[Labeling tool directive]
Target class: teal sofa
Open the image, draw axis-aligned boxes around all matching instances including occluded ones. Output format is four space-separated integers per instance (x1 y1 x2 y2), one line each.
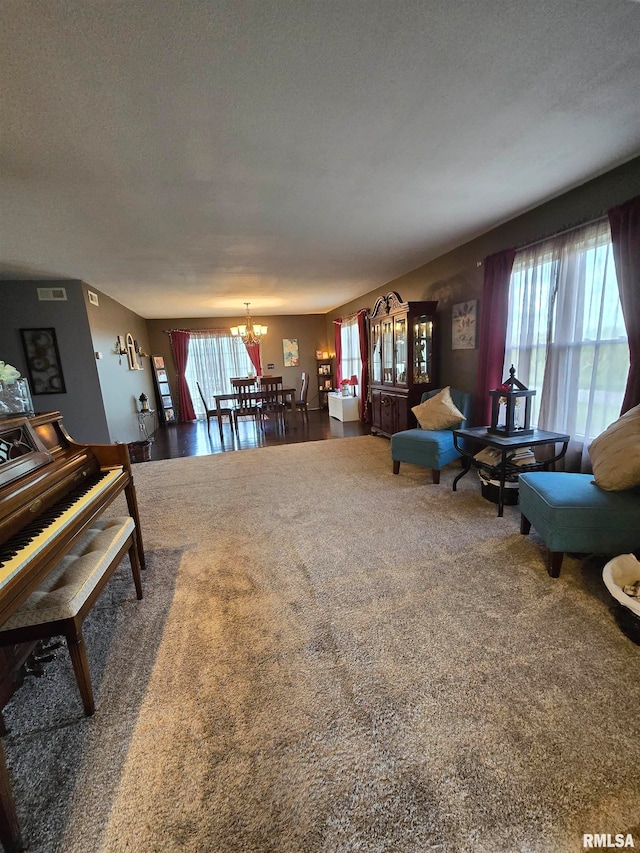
391 388 472 484
519 471 640 577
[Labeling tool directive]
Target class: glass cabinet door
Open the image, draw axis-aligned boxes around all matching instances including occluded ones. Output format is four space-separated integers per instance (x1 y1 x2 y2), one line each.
413 315 433 383
371 321 382 384
394 316 407 385
382 318 394 384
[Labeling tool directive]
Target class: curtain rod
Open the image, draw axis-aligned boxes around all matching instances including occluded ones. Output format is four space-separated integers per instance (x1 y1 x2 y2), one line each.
334 307 368 322
478 210 609 266
515 211 608 253
163 327 230 333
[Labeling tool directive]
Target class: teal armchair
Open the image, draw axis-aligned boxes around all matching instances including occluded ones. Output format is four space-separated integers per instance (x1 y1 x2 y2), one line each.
391 388 472 484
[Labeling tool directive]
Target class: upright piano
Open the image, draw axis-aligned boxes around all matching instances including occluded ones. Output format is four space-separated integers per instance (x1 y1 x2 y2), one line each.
0 411 145 852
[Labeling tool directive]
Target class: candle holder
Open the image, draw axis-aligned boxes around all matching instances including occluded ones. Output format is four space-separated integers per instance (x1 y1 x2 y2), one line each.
488 366 535 437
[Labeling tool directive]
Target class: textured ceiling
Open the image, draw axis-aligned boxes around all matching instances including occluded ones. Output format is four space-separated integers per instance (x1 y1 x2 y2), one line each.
1 0 640 319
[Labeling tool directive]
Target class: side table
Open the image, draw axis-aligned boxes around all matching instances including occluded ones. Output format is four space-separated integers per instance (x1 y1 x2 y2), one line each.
452 427 570 517
137 409 156 443
327 392 360 423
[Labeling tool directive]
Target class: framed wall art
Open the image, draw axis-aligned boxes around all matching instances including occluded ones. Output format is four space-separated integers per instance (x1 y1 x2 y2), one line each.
282 338 300 367
451 301 477 350
19 327 66 394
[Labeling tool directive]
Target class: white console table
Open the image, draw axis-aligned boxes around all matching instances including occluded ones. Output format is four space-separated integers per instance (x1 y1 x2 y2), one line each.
328 392 360 422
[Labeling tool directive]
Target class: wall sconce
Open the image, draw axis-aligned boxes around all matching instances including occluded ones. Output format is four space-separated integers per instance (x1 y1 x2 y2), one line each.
115 335 127 365
134 339 149 358
115 334 147 369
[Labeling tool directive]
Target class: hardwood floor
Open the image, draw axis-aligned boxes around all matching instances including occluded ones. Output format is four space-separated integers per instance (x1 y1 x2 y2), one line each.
146 407 371 461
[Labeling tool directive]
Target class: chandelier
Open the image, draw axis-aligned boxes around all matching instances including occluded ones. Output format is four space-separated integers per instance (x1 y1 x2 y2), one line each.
230 302 268 345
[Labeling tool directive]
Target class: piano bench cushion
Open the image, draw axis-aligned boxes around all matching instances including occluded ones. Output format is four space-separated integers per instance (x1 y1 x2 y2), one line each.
0 517 136 630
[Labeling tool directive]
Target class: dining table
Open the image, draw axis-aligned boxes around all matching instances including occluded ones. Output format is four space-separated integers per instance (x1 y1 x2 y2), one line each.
212 387 299 439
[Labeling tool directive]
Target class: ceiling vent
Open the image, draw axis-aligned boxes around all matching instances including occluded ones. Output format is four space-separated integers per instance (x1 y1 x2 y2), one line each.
37 286 67 301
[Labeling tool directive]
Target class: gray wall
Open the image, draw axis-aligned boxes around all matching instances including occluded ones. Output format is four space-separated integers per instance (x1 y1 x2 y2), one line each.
82 284 155 443
325 156 640 400
1 280 155 443
1 279 109 442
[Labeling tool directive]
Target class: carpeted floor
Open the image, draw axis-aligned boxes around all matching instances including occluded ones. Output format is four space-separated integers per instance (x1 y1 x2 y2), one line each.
3 436 639 853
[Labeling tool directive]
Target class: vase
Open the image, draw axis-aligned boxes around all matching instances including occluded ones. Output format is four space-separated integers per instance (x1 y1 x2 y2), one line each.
0 378 35 417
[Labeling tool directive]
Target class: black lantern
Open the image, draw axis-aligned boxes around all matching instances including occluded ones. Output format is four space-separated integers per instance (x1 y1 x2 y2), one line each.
138 392 150 412
488 366 536 437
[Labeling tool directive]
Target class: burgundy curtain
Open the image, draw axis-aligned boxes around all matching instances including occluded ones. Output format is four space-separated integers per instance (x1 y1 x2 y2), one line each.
608 195 640 414
333 319 342 387
357 309 369 421
244 341 263 377
168 330 196 422
474 248 516 425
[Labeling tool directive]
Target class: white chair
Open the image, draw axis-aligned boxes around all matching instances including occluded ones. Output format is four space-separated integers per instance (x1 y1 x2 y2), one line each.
296 372 310 421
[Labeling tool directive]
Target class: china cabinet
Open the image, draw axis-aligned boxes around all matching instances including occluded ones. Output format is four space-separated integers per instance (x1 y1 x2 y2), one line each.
369 292 437 437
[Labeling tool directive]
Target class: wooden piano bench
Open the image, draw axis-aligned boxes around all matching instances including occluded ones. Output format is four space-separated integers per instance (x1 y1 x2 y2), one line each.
0 516 142 717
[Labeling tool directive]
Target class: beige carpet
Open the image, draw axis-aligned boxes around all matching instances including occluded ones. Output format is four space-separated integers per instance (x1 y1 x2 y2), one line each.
4 436 640 853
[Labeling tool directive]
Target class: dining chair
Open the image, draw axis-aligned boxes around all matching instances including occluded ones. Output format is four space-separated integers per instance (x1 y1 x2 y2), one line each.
230 377 261 432
258 377 286 431
196 381 233 439
295 372 310 421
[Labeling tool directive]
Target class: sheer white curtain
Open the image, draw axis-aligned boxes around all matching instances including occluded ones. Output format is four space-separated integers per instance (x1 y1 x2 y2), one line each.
185 331 253 418
340 317 362 391
504 219 629 469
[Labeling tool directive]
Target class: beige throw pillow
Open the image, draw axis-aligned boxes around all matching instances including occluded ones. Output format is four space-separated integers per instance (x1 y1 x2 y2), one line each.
589 403 640 491
412 387 465 430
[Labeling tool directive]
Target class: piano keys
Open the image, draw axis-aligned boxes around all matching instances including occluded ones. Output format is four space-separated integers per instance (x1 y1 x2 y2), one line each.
0 468 122 588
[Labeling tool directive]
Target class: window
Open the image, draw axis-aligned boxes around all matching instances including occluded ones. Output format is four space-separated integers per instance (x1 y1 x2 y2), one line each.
185 331 253 418
503 219 629 451
340 316 362 389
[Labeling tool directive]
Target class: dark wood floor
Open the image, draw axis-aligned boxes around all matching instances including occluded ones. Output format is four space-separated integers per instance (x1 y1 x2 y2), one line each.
146 407 371 461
